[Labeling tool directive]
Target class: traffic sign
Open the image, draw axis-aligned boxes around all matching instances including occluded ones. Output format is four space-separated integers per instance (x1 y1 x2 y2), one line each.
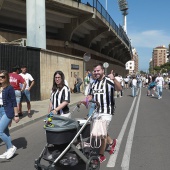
103 62 109 68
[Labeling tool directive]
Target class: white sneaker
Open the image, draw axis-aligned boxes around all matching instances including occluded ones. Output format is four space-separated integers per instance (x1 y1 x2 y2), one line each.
6 145 17 159
0 151 8 159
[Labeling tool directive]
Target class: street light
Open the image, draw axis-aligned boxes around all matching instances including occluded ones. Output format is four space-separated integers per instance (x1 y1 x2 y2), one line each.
83 52 91 78
106 0 107 11
118 0 128 33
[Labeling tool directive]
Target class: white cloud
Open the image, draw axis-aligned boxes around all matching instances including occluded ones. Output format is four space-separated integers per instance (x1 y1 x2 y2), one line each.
128 30 170 48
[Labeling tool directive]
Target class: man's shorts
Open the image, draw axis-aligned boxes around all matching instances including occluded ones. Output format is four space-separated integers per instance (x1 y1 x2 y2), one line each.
15 90 21 104
92 113 112 130
21 90 30 102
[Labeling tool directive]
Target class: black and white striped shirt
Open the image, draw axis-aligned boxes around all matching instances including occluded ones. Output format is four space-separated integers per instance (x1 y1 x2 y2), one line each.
50 85 70 115
89 76 115 115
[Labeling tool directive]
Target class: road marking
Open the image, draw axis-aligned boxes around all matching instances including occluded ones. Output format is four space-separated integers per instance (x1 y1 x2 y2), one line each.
107 93 137 167
121 88 141 170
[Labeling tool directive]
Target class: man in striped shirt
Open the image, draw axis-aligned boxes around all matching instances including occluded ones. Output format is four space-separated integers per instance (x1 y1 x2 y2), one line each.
88 63 122 163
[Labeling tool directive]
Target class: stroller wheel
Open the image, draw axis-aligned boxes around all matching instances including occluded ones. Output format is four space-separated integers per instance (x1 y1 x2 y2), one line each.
48 164 56 170
34 159 42 170
86 156 100 170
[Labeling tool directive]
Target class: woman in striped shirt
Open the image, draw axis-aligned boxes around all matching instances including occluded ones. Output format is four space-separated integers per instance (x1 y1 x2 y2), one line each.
48 71 71 118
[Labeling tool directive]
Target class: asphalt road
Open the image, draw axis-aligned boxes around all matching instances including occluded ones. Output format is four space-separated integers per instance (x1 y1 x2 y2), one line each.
0 88 170 170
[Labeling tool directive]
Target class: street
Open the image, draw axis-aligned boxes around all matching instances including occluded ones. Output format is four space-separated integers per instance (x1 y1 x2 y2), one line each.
0 88 170 170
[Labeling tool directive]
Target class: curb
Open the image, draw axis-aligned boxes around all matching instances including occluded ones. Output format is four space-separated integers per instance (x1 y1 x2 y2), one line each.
9 102 78 133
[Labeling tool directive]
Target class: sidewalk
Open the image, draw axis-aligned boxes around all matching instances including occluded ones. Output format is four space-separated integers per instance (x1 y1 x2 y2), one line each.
9 93 86 132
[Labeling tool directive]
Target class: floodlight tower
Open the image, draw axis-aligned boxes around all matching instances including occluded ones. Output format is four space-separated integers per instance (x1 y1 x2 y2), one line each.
118 0 128 33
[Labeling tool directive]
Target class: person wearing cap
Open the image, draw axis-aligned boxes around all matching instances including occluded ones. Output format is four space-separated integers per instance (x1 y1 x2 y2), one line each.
9 65 26 117
19 65 35 118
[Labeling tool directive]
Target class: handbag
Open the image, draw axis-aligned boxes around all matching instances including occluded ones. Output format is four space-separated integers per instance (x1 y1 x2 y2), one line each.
90 117 107 148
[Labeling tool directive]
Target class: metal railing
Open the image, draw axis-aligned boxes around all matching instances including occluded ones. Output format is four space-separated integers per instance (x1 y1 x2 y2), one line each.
79 0 131 48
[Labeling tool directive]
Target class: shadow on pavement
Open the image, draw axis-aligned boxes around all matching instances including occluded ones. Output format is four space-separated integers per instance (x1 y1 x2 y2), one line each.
12 137 27 149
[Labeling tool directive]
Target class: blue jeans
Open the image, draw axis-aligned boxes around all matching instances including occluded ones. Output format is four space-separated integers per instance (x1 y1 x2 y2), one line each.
15 90 21 104
76 82 82 93
21 89 31 102
138 81 142 88
0 107 13 150
156 85 163 98
87 102 95 117
132 85 137 97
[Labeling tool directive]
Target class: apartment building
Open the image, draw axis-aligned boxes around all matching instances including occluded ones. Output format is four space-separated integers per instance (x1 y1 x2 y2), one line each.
152 45 167 67
125 47 139 74
132 48 139 73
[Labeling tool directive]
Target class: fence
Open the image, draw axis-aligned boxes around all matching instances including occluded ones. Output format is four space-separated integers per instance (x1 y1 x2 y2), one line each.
80 0 131 48
0 44 41 101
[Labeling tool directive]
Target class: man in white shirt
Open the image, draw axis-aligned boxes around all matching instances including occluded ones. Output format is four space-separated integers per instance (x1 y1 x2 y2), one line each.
131 76 137 97
19 65 35 117
155 73 164 99
115 73 122 98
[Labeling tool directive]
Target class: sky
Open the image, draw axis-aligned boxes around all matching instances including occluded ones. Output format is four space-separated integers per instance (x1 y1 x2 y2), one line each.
81 0 170 71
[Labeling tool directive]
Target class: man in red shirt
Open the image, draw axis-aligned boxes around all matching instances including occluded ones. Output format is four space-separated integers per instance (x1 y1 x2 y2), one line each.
9 65 26 117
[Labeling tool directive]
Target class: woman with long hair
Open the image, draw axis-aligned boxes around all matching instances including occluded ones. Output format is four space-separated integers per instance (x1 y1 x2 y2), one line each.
0 70 19 159
48 71 71 118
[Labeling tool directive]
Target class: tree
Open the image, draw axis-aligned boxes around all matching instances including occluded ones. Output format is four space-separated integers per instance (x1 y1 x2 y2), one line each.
154 66 161 73
140 70 146 74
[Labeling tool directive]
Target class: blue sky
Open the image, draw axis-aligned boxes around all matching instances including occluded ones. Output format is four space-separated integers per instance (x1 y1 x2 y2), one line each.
81 0 170 71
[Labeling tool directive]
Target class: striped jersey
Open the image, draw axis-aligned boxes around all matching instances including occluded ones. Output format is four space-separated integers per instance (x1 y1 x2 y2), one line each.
50 85 70 115
89 76 115 115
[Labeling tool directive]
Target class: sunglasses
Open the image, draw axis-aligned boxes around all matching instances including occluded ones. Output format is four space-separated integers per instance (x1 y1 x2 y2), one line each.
0 76 5 79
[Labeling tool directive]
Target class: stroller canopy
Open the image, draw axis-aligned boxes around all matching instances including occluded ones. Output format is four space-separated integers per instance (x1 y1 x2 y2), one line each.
44 115 79 132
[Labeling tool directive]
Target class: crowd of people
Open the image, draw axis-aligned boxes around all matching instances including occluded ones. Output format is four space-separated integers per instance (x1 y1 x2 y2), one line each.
0 64 170 163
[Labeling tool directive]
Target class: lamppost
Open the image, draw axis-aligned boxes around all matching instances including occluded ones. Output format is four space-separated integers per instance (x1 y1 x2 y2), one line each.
106 0 107 10
118 0 128 33
103 62 109 75
83 52 91 77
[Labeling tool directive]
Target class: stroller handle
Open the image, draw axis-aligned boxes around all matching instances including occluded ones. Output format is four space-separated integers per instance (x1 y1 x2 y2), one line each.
89 100 100 112
77 100 100 112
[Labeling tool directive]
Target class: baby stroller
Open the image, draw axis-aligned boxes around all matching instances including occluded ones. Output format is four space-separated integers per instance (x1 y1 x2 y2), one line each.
34 101 100 170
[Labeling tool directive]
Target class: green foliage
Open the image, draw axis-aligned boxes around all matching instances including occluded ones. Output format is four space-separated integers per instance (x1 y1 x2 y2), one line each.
140 70 146 74
153 66 161 73
153 62 170 73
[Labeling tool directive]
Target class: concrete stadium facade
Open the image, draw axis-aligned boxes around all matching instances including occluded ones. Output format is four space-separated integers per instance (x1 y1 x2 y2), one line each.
0 0 132 100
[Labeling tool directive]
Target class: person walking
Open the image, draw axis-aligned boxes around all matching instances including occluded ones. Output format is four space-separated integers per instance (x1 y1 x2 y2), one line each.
84 71 90 96
48 71 71 118
114 73 121 98
155 73 164 99
131 76 137 97
74 74 83 93
147 76 156 96
86 71 96 118
124 76 129 89
19 65 35 118
87 63 122 163
9 65 26 117
0 70 19 159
